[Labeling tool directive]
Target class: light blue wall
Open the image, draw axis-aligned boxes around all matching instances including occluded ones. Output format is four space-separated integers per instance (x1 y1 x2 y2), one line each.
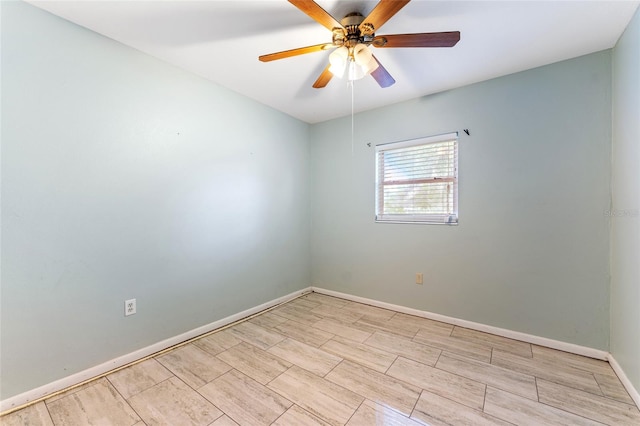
2 0 632 404
1 1 310 399
310 51 612 350
611 6 640 393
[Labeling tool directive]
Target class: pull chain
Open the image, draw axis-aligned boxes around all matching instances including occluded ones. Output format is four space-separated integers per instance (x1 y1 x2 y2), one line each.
350 80 355 156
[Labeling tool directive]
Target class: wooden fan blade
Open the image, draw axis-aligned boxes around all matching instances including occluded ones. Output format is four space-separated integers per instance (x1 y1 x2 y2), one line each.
370 56 395 88
313 64 333 88
288 0 344 31
373 32 460 48
259 43 335 62
360 0 411 33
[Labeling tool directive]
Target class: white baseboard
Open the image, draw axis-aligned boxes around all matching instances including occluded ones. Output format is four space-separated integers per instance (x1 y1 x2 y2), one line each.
0 287 312 415
4 286 639 414
608 354 640 408
311 287 610 360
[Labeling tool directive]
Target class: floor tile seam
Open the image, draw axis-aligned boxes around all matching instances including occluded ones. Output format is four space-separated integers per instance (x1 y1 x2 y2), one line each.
41 401 57 426
264 365 357 423
48 375 132 408
333 355 420 393
125 374 178 401
216 348 293 386
310 319 371 341
449 325 458 337
531 378 610 424
269 312 307 330
592 373 638 406
451 326 535 350
450 337 534 360
429 357 536 401
382 354 400 375
323 359 420 407
410 386 491 419
380 357 491 412
481 379 488 412
320 338 398 372
323 370 418 421
139 376 225 425
201 369 294 425
433 358 538 401
417 340 491 364
494 362 622 401
337 333 411 360
488 361 593 386
364 341 443 368
266 405 325 426
568 365 620 379
275 331 335 349
537 369 624 398
267 405 289 425
320 356 346 379
270 335 344 368
525 384 612 426
102 375 146 425
537 378 640 418
482 345 534 360
418 330 507 355
583 390 640 410
481 385 524 423
499 349 615 379
407 389 425 421
193 337 242 357
489 352 604 382
530 349 617 375
312 359 382 399
481 396 521 426
264 365 297 391
343 398 366 425
438 350 539 384
155 353 221 390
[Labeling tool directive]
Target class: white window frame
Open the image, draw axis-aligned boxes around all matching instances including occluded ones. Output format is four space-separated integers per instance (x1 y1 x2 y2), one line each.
375 132 458 225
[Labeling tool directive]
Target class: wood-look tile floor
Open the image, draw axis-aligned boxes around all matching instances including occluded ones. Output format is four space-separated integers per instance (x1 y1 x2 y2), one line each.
3 292 639 425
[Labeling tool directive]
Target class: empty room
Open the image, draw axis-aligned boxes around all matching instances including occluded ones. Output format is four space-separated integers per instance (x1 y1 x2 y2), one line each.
1 0 639 424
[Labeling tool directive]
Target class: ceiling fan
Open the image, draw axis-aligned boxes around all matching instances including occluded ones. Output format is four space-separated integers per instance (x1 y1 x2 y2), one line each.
259 0 460 89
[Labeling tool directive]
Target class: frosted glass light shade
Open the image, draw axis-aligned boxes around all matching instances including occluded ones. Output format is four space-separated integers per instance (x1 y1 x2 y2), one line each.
328 44 378 81
354 43 379 74
329 46 349 78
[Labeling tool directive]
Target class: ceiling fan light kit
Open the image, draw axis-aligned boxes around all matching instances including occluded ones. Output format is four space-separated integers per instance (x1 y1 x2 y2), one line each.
328 43 378 81
259 0 461 89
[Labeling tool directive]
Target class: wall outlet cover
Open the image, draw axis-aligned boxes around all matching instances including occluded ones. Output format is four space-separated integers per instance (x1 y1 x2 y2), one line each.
125 299 136 316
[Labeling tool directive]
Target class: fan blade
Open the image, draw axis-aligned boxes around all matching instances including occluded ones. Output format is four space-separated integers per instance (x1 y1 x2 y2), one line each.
360 0 411 33
370 56 395 88
313 64 333 88
373 32 460 48
259 43 335 62
288 0 344 31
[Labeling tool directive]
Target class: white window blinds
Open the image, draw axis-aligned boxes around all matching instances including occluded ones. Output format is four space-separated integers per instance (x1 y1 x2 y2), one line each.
375 133 458 224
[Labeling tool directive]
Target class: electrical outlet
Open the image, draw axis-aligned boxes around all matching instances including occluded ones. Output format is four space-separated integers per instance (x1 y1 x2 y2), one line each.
416 273 424 285
125 298 136 316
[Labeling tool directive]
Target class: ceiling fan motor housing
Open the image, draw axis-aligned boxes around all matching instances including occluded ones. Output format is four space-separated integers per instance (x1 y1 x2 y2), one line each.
333 12 375 47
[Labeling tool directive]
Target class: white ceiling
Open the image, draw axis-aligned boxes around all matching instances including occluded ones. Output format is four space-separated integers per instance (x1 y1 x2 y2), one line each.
29 0 639 124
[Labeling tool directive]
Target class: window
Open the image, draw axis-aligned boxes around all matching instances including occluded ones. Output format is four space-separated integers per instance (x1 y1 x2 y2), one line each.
375 132 458 224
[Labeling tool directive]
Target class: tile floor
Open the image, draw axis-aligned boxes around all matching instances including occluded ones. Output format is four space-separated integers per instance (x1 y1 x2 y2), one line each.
2 292 639 425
